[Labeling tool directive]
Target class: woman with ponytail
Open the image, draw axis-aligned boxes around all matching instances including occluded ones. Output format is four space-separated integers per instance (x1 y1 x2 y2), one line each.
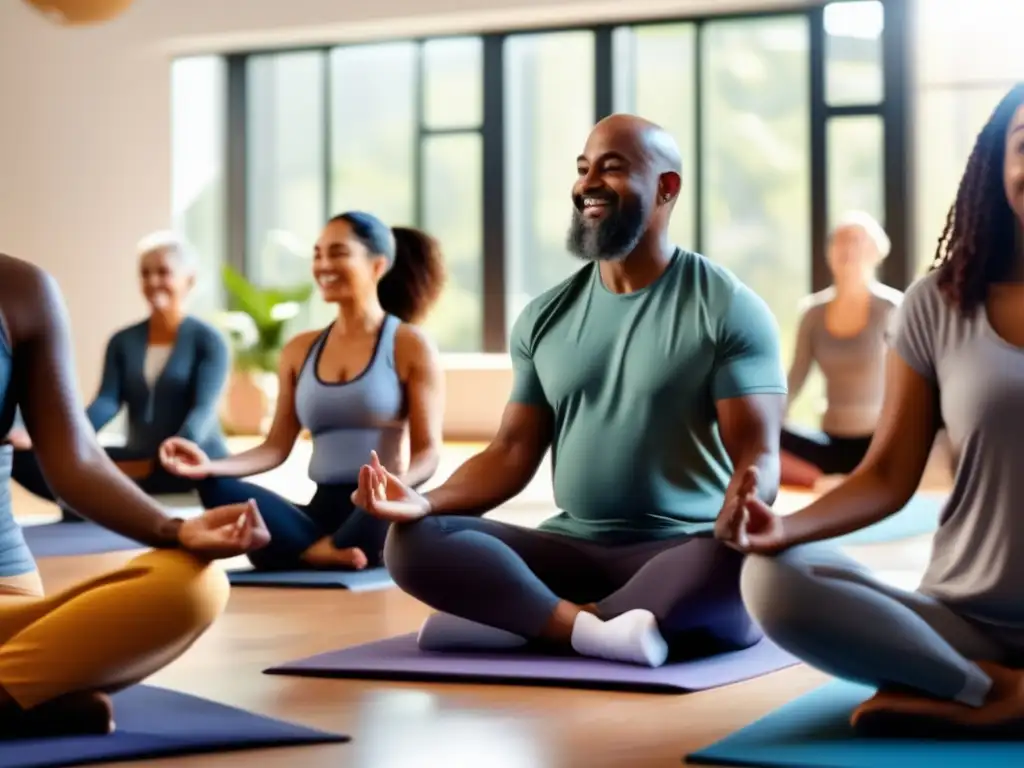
159 212 446 571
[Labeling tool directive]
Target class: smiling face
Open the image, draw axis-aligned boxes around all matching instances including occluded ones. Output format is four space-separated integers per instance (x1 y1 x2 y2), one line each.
139 246 193 313
312 218 389 305
566 123 661 262
1003 104 1024 224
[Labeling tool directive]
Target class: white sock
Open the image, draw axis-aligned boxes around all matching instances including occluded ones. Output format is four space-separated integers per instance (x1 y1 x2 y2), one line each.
417 612 528 652
570 609 669 668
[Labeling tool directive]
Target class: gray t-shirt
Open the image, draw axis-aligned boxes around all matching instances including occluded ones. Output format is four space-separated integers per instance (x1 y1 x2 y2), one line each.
788 283 903 436
895 270 1024 641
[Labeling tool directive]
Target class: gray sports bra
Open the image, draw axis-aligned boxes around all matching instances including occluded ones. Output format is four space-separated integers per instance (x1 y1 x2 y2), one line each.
294 316 406 485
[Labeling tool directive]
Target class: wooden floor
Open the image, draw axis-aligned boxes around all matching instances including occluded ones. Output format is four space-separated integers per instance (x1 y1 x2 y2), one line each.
15 442 940 768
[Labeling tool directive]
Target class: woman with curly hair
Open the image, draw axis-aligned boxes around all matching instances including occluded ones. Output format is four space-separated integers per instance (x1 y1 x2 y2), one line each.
160 212 446 573
717 83 1024 736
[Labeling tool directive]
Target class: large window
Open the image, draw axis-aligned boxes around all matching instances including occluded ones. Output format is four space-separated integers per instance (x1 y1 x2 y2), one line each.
504 31 595 326
822 0 886 233
174 1 909 359
702 16 811 377
419 38 485 352
914 0 1024 276
326 43 417 331
171 56 227 317
240 40 484 349
612 23 697 251
245 52 326 331
827 116 884 226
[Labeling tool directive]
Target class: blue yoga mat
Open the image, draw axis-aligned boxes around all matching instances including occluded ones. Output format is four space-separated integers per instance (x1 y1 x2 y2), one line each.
831 494 945 546
687 679 1024 767
227 566 395 591
21 522 142 557
0 685 347 768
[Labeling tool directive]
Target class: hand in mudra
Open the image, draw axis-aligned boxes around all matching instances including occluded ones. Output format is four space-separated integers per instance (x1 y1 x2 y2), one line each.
177 499 271 561
714 465 787 555
351 451 430 522
159 437 211 479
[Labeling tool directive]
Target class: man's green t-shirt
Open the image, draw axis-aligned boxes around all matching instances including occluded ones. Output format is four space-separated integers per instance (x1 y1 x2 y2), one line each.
509 249 787 543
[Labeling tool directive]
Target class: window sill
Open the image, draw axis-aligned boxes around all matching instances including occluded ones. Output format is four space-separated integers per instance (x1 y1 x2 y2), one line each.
439 352 511 370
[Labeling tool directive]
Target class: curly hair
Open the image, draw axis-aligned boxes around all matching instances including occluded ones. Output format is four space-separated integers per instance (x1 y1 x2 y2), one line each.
932 84 1024 313
329 213 446 325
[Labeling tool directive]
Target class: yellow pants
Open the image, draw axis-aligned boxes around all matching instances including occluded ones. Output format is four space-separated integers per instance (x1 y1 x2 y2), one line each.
0 549 229 709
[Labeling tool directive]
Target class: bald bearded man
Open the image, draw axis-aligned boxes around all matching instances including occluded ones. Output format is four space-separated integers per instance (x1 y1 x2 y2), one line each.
356 115 788 667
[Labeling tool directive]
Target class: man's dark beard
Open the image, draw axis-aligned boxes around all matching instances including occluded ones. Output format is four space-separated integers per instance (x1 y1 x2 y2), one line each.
565 193 647 262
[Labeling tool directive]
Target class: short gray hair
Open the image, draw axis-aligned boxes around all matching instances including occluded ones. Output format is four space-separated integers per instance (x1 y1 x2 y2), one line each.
831 211 891 260
136 230 199 275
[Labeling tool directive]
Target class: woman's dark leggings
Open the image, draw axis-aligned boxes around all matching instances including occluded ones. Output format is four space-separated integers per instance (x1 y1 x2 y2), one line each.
780 423 873 475
197 477 390 570
12 448 194 522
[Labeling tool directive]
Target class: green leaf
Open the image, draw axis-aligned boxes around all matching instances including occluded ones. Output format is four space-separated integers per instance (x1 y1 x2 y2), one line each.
264 284 316 305
221 265 314 329
222 264 273 324
219 264 314 373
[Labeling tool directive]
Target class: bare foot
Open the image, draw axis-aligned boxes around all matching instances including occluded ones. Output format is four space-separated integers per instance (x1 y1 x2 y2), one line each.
6 428 31 451
0 691 114 739
851 661 1024 738
301 537 368 570
331 547 369 570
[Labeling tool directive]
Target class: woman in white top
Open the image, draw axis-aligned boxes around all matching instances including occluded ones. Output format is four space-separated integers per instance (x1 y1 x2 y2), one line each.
9 232 230 519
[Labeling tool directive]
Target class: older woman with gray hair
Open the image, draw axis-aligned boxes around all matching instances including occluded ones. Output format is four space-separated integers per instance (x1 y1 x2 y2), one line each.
781 212 904 488
10 231 230 519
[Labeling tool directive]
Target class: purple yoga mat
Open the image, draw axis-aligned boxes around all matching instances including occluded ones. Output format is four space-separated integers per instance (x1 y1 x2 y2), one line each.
265 633 798 693
21 522 142 557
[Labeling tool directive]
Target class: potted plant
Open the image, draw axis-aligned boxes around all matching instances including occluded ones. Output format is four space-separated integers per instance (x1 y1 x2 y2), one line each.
218 264 313 435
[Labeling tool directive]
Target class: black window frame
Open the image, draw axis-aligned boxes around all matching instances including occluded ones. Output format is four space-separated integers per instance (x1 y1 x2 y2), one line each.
212 0 913 353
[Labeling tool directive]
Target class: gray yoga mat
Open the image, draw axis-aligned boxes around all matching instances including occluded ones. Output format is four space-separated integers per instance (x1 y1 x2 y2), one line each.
21 522 142 557
266 633 798 693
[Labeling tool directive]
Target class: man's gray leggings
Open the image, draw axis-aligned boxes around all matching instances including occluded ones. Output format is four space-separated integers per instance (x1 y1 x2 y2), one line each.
384 514 762 652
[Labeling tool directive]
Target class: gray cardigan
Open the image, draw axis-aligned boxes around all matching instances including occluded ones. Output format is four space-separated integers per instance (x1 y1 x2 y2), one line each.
86 316 230 459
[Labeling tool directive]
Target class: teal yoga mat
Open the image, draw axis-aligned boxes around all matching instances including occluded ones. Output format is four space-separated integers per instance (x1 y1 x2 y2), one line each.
687 679 1024 767
829 494 944 546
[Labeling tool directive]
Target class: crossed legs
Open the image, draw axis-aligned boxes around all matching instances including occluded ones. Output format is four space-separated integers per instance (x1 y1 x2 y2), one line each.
742 545 1024 735
197 478 383 570
0 548 229 737
384 515 758 666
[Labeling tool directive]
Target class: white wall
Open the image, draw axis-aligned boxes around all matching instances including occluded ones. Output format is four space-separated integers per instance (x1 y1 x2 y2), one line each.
0 0 808 438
